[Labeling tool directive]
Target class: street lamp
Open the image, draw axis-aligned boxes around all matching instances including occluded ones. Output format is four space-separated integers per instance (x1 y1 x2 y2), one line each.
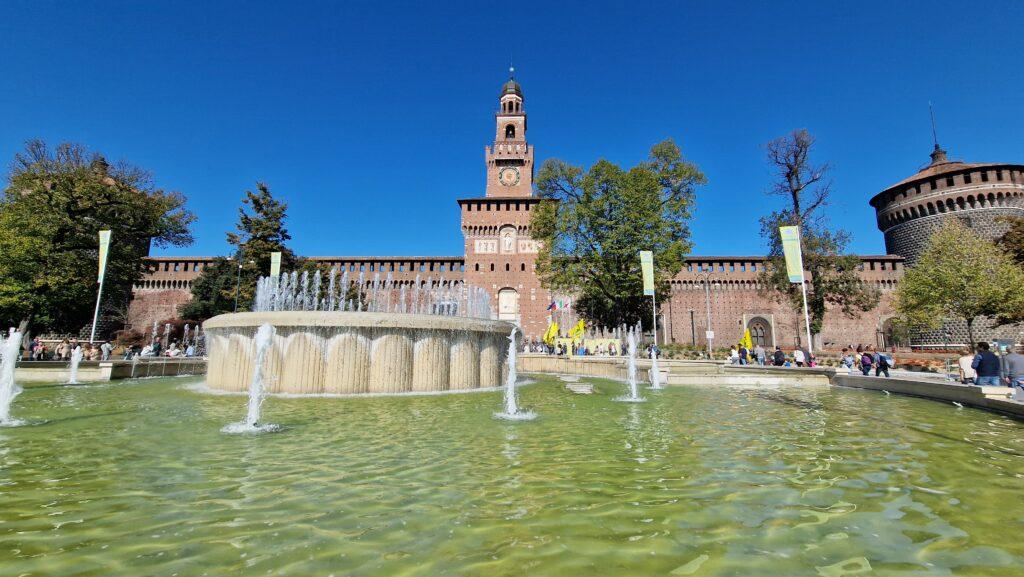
700 271 714 358
232 254 255 313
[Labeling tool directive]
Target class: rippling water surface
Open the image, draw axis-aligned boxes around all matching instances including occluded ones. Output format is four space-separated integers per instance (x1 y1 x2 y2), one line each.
2 376 1023 576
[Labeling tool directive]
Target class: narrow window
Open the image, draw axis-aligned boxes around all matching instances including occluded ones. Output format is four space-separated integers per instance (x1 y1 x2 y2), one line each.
505 263 510 272
520 263 525 271
964 173 972 184
929 180 936 191
981 171 989 182
945 176 954 187
490 263 495 272
474 263 479 272
997 170 1004 181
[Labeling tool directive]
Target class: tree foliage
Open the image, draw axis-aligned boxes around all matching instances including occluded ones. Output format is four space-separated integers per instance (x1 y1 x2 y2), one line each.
894 220 1024 344
997 216 1024 266
531 139 705 329
757 130 879 339
0 140 194 333
180 183 296 319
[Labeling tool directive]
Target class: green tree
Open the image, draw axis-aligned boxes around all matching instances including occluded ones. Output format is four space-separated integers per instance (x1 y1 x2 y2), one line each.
895 220 1024 345
532 139 705 329
757 129 879 343
180 183 296 319
0 140 194 334
997 216 1024 266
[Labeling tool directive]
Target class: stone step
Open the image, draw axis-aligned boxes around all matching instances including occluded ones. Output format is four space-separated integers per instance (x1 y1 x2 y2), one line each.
565 383 594 394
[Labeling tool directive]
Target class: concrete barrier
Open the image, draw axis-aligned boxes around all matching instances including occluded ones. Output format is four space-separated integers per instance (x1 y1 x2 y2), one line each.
16 358 207 384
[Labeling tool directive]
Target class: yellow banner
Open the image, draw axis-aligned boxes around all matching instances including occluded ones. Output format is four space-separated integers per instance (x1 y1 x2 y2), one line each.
639 250 655 296
97 230 112 283
270 252 282 277
779 226 804 283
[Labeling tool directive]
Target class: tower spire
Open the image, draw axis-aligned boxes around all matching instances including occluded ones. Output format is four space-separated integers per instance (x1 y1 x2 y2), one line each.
928 101 947 165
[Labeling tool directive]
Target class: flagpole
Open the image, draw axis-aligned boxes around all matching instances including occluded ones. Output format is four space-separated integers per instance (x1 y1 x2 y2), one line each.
89 278 106 343
800 279 813 353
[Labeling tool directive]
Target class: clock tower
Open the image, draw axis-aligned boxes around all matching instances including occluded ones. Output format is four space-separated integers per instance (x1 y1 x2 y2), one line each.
459 70 549 339
485 68 534 197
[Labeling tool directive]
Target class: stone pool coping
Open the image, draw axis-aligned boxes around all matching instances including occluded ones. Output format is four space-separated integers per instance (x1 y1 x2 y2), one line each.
833 374 1024 419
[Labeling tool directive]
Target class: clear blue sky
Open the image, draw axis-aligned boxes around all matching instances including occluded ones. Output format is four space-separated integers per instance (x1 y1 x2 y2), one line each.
2 1 1022 258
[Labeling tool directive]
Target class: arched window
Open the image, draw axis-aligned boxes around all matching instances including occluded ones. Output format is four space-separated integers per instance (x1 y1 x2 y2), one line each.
505 124 516 139
747 317 772 347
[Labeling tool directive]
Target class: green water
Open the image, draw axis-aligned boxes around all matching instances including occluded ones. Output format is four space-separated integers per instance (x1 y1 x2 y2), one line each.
2 377 1024 576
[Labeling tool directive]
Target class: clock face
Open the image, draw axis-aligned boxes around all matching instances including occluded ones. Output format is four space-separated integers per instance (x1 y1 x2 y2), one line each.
499 166 520 186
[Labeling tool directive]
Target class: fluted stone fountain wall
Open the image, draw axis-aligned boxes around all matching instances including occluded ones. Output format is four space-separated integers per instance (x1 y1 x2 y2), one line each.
203 312 513 394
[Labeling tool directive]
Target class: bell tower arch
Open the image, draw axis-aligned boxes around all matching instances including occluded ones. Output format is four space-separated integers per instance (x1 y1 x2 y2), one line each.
485 67 534 198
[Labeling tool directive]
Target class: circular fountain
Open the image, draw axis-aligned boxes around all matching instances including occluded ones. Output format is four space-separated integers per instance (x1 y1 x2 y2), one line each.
202 268 514 395
204 311 514 394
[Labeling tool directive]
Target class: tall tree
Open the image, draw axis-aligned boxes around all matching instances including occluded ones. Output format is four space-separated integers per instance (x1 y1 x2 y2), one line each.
758 130 879 343
532 139 705 329
180 183 296 319
0 140 194 334
997 216 1024 266
895 219 1024 344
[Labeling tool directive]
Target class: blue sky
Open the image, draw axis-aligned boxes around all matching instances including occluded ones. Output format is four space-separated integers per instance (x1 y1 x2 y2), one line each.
2 1 1022 258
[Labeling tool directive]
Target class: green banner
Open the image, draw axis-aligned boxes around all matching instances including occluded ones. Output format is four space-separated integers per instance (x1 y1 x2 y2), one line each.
270 252 282 277
97 230 112 283
779 226 804 283
639 251 655 296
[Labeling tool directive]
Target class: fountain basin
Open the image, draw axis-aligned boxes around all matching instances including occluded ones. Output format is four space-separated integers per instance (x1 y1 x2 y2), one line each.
203 311 514 395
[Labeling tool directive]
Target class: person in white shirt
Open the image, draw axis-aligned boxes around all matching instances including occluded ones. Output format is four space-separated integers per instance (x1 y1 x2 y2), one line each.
793 348 806 367
729 347 739 364
957 348 977 384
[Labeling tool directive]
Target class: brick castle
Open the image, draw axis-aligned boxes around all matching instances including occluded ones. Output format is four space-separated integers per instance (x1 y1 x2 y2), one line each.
128 75 1024 349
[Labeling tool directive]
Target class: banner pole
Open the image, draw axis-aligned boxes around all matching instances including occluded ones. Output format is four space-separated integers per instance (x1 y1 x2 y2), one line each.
800 280 813 353
89 279 105 343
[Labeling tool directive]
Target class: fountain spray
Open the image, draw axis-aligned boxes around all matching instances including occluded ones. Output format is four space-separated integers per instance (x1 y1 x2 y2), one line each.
494 327 535 421
67 346 84 384
0 330 25 425
223 323 280 433
616 328 645 403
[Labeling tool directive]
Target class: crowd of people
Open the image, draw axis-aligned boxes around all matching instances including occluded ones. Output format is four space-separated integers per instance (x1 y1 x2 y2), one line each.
956 342 1024 393
28 338 114 362
24 338 198 361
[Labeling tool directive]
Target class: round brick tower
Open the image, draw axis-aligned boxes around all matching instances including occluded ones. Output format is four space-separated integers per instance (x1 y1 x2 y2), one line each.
870 144 1024 264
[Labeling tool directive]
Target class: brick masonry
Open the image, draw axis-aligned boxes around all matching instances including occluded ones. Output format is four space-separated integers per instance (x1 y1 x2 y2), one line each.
127 80 1024 348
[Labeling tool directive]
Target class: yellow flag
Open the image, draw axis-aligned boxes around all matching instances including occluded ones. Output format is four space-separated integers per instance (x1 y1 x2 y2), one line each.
568 319 585 341
543 322 559 345
740 329 753 350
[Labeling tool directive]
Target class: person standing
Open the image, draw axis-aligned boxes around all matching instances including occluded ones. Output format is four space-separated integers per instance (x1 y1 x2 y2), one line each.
729 346 739 365
100 340 113 361
754 344 766 366
738 345 748 366
793 348 805 367
971 342 1001 387
772 346 786 366
1001 345 1024 397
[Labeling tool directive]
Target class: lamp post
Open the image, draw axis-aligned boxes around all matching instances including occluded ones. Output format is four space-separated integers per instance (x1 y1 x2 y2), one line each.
688 309 696 346
700 271 714 358
232 254 255 313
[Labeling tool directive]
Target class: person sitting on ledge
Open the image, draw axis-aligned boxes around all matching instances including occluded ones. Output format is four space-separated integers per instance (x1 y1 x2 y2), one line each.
860 347 873 376
772 346 786 366
971 342 1002 387
793 348 805 367
957 348 977 384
